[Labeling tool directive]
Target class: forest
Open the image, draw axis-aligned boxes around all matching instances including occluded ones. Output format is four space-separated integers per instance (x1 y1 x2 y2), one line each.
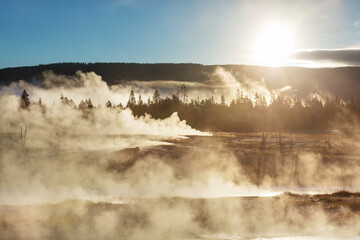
20 87 360 133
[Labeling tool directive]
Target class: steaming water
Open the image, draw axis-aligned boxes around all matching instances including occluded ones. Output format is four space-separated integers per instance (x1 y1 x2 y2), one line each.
198 236 360 240
1 133 359 205
1 134 360 239
2 70 360 239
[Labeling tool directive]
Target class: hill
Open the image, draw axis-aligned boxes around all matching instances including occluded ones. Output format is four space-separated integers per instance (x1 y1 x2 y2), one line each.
1 62 360 100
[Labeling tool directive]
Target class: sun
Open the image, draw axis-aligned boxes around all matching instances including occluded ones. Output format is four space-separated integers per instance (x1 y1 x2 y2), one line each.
252 23 294 65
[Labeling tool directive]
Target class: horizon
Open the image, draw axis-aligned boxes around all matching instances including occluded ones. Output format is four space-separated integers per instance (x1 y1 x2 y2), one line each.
3 61 360 70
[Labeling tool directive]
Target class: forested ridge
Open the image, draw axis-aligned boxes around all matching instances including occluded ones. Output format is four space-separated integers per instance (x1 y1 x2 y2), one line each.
1 63 360 100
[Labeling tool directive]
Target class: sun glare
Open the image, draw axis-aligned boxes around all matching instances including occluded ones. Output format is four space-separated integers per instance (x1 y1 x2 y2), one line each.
252 23 294 65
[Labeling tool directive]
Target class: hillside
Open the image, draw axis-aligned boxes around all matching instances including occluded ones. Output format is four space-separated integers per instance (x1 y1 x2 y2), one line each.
1 63 360 99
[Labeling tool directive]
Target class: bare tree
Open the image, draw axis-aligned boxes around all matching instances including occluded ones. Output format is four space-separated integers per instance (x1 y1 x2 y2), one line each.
19 126 28 150
180 84 188 103
260 131 268 150
20 90 30 108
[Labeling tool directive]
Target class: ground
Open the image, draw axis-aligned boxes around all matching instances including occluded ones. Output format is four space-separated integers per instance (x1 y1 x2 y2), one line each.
0 132 359 239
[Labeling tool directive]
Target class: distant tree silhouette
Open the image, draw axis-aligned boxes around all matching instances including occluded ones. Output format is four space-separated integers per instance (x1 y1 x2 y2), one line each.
78 100 86 110
20 90 30 108
116 102 124 109
106 100 112 108
180 83 188 103
19 126 28 150
86 99 93 108
220 95 226 106
138 95 143 105
78 99 93 110
147 97 152 105
60 94 75 107
127 90 136 108
235 89 241 104
153 89 160 104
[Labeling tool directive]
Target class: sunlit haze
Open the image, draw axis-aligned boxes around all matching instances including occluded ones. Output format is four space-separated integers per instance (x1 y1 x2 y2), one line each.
252 23 294 66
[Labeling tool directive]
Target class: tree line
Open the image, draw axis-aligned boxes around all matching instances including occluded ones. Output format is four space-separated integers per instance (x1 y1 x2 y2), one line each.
19 87 360 133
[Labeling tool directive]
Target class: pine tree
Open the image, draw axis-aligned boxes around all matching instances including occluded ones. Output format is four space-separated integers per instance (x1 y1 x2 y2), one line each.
116 103 124 109
236 89 241 104
127 90 136 107
106 100 112 108
78 100 86 110
138 95 143 105
147 97 152 105
86 98 93 108
220 95 226 106
152 89 160 104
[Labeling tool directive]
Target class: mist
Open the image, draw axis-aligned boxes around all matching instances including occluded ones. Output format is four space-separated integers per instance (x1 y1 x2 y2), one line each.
1 68 360 239
0 67 297 106
3 0 360 237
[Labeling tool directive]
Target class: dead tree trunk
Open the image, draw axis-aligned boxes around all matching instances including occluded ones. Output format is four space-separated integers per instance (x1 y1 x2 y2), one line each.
257 153 263 186
278 131 282 150
20 126 28 150
260 131 268 150
294 152 299 186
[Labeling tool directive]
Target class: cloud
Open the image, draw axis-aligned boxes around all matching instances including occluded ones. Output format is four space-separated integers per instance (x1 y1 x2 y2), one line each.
352 20 360 28
319 14 332 19
290 48 360 66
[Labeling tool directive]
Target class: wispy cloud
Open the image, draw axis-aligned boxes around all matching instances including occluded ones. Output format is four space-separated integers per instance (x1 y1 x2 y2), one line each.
352 20 360 28
289 48 360 66
319 14 332 19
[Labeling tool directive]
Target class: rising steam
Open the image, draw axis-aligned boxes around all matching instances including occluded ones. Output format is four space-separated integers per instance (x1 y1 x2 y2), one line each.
0 68 359 239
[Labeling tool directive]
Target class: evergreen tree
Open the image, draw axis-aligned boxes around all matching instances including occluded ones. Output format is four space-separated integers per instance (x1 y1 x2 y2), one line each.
147 97 152 105
106 100 112 108
86 98 93 108
153 89 160 104
138 95 143 105
78 100 86 110
236 89 241 104
60 94 76 108
220 95 226 106
116 103 124 109
127 90 136 107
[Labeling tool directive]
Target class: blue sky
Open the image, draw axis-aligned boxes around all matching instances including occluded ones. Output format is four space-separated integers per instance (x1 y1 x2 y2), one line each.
1 0 360 68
